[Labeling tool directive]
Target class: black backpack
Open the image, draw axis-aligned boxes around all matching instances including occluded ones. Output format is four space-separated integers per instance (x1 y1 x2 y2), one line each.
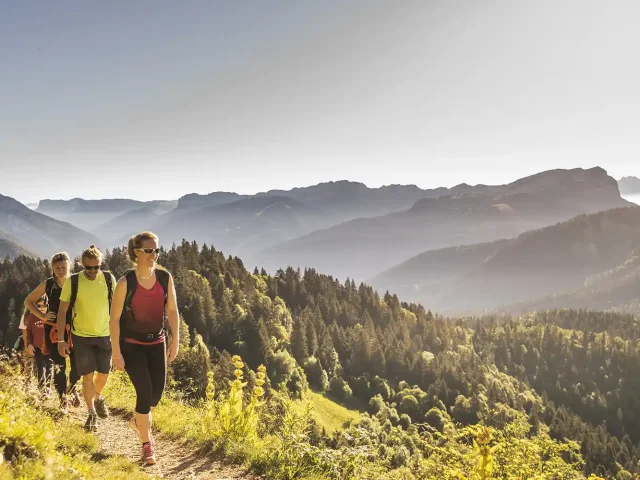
45 277 73 324
120 269 169 341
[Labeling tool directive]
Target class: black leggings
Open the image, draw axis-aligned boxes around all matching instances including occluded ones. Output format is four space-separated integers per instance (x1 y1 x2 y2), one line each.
122 340 167 414
44 324 80 398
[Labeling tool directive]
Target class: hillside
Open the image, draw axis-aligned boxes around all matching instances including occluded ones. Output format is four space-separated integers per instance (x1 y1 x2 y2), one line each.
0 194 98 256
371 206 640 312
0 230 36 259
257 167 631 280
0 244 628 478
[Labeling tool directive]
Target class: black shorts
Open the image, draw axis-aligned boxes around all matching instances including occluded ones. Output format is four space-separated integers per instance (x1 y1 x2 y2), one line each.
71 334 112 376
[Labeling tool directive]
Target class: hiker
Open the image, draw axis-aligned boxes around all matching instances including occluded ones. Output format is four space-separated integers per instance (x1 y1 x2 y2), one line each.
25 252 80 409
25 295 52 393
110 231 179 465
58 245 115 431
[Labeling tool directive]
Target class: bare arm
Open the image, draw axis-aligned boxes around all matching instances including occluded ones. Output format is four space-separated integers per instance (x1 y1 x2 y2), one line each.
56 300 70 357
166 273 180 363
24 281 49 321
109 277 127 364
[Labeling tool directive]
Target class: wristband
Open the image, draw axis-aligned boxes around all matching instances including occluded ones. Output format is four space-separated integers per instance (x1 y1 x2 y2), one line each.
57 340 66 343
112 354 123 360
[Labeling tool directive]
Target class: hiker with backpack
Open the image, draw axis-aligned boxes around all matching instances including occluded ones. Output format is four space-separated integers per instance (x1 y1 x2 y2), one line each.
57 245 115 431
24 295 53 393
25 252 81 410
110 231 180 465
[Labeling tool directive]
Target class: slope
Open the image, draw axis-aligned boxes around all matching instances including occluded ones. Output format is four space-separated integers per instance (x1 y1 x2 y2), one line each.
372 206 640 312
0 193 98 256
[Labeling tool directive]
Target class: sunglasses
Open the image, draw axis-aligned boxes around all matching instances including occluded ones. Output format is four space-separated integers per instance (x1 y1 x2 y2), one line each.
84 265 101 271
136 248 160 255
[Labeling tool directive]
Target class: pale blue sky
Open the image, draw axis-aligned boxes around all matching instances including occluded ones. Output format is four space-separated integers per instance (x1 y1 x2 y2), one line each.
2 1 640 203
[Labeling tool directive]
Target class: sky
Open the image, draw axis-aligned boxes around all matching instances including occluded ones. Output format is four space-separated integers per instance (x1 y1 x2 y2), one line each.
2 1 640 204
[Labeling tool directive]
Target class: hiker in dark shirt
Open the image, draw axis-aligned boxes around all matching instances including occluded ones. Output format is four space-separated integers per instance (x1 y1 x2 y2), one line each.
110 231 180 465
25 296 52 392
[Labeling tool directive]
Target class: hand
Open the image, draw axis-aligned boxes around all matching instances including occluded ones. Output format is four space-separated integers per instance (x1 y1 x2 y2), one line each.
58 341 70 358
26 344 35 356
112 354 125 371
45 311 57 321
167 340 179 364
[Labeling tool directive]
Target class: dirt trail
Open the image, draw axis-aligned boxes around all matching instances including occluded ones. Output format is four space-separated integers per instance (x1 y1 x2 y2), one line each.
68 404 256 480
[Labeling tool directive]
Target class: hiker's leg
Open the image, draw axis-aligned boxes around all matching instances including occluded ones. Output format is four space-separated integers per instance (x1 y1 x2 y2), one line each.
45 324 67 397
94 372 109 397
82 373 96 412
34 349 48 389
123 341 152 443
148 341 167 426
42 352 53 391
73 335 99 412
94 336 111 399
68 348 80 394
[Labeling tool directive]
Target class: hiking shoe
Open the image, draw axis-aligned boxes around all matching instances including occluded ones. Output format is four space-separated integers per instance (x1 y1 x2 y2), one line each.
84 413 98 432
141 442 156 465
70 391 81 408
95 396 110 418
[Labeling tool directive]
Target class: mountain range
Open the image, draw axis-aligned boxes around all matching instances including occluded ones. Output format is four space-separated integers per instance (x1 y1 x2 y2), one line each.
3 167 639 316
256 167 630 280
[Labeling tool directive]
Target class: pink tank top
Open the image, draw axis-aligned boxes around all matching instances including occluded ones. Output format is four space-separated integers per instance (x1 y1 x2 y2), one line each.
125 280 165 344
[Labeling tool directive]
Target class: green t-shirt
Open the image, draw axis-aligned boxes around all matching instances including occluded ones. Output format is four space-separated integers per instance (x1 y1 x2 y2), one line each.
60 271 114 337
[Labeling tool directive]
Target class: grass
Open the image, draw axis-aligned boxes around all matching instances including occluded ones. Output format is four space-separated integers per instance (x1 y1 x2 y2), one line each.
0 360 153 480
301 390 361 434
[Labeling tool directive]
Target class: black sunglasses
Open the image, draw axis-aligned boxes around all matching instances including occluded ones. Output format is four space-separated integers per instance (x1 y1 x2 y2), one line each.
84 265 101 271
137 248 160 254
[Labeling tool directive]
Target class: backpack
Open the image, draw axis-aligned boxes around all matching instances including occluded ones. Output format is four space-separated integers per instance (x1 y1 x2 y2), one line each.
120 269 169 341
45 277 73 324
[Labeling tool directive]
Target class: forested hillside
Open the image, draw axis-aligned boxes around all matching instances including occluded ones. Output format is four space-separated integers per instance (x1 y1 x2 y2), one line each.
1 243 638 478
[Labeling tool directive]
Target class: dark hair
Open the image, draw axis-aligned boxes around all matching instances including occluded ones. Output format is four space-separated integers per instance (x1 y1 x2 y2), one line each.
127 231 159 263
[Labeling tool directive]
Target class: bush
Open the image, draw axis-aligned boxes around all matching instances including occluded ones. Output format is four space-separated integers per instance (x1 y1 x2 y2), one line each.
329 377 352 401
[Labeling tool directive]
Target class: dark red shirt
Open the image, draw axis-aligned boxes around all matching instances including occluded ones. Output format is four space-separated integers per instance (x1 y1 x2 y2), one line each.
125 280 165 344
26 313 45 350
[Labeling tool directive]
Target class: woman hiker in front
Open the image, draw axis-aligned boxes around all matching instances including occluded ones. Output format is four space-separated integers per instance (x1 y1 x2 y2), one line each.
109 231 180 465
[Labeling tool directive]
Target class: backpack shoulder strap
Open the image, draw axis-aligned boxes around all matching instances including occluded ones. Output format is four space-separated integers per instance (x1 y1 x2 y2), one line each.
69 273 80 310
155 269 170 305
45 277 55 298
104 271 114 311
123 270 138 310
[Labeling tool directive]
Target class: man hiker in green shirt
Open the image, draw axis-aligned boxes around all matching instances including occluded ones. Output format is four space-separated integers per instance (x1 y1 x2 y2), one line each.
57 245 115 431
